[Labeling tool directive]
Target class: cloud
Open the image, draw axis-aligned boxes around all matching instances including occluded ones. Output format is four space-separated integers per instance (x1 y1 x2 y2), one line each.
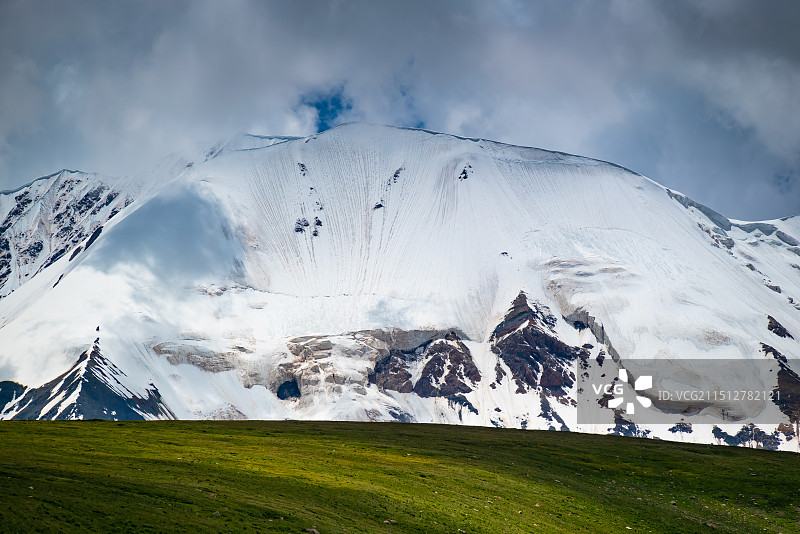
685 55 800 162
0 52 45 159
0 0 797 219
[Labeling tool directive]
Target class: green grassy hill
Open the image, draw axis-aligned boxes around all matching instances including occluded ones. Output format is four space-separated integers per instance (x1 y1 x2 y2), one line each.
0 421 797 533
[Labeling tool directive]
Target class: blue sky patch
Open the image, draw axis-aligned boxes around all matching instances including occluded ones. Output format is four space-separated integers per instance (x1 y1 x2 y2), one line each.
301 88 353 133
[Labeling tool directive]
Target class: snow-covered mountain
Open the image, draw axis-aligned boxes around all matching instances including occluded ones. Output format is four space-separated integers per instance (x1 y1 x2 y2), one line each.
0 169 135 298
1 123 798 449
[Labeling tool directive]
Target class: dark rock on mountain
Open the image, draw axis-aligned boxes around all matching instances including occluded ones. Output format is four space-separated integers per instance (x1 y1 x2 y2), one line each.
768 315 794 339
2 344 174 421
490 292 587 395
413 332 480 398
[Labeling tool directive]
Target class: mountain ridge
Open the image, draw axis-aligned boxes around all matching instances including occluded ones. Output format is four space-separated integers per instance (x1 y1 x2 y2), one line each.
0 123 798 450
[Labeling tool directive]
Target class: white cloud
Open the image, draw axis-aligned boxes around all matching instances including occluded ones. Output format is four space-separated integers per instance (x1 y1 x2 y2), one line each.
0 53 44 156
0 0 797 218
686 54 800 162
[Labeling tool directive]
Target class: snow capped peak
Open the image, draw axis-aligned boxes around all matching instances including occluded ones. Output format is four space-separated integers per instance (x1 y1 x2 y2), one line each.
0 124 798 449
0 169 136 298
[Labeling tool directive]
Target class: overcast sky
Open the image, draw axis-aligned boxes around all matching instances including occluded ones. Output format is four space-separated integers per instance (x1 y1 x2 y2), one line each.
1 0 798 220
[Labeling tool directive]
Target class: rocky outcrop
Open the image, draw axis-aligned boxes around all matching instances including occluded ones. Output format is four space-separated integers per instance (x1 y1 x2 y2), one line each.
0 380 26 413
490 292 588 396
0 235 11 294
369 330 480 398
152 342 236 372
269 328 484 404
768 315 794 339
279 331 390 396
1 343 174 421
412 332 480 397
564 308 620 362
371 352 414 393
763 343 800 437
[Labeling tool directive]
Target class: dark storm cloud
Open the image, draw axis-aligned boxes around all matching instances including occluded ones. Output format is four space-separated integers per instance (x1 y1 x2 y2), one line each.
0 0 797 220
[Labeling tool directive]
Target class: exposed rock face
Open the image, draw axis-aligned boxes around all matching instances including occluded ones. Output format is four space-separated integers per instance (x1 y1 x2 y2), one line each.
152 342 237 372
371 351 414 393
538 395 569 431
369 331 480 398
611 418 652 439
1 344 174 421
775 364 800 431
564 308 620 362
490 292 588 396
695 222 735 250
278 332 389 396
763 343 800 435
266 328 484 404
143 313 582 425
768 315 794 339
287 336 336 360
0 236 11 290
413 333 480 397
0 380 25 413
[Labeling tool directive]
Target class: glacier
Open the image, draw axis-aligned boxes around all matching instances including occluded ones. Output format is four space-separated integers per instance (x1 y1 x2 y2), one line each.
0 123 798 450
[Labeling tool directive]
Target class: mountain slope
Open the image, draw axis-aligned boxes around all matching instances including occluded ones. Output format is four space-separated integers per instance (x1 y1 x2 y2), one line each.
0 169 134 298
0 124 798 449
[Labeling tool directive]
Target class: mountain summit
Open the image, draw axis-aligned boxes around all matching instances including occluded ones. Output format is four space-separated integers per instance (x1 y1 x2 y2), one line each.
1 124 798 449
